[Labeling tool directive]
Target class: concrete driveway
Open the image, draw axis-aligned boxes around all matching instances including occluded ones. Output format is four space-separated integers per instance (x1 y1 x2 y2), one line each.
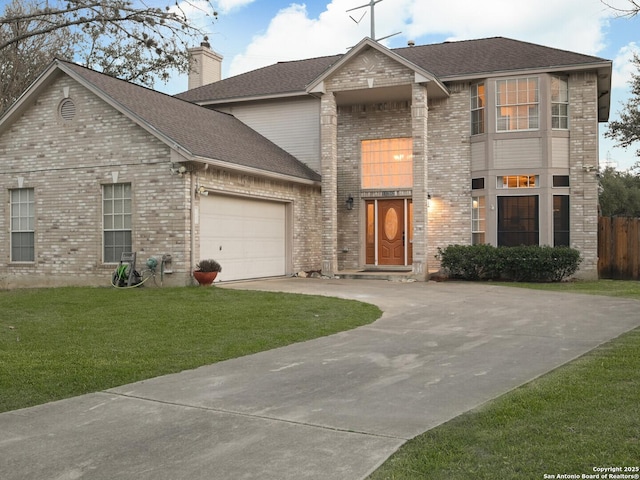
1 279 639 479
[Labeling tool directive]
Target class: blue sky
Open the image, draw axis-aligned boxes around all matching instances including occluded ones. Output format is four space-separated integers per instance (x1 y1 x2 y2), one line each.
2 0 639 168
167 0 640 170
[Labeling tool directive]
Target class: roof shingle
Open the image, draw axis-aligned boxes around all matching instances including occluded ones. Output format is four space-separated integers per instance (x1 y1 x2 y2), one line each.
59 60 321 182
177 37 609 103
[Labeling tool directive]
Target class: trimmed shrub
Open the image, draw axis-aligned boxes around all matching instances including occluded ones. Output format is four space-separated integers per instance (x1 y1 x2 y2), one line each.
437 245 582 282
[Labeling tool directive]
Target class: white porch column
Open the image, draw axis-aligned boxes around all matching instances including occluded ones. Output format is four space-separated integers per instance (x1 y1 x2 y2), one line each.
412 83 429 280
321 92 338 276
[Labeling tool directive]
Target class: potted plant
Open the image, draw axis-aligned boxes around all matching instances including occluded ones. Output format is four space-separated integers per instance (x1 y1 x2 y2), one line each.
193 259 222 286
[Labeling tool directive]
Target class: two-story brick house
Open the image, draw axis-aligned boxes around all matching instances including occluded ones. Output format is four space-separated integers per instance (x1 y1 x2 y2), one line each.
180 37 612 280
0 36 611 287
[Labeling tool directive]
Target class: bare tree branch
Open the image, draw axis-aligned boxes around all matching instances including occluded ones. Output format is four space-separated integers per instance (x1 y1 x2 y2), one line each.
600 0 640 17
0 0 218 113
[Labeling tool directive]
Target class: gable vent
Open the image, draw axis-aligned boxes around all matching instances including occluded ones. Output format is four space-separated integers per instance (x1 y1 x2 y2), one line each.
59 98 76 121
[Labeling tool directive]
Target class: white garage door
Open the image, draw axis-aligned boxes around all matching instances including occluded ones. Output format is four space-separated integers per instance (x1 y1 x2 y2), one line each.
200 195 287 281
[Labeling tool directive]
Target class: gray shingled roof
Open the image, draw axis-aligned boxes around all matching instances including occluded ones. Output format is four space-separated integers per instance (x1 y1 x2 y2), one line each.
177 37 609 103
394 37 609 78
177 55 341 103
58 60 321 182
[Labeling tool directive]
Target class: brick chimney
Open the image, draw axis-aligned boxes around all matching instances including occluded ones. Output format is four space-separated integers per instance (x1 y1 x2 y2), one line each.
188 40 223 90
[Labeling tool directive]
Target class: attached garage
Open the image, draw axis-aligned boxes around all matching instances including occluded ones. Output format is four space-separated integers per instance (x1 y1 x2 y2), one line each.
199 194 288 281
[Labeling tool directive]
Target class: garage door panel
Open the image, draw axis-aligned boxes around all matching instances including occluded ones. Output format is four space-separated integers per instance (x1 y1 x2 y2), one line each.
200 195 286 281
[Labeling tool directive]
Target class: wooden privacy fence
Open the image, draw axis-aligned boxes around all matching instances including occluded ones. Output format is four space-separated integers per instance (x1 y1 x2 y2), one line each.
598 216 640 280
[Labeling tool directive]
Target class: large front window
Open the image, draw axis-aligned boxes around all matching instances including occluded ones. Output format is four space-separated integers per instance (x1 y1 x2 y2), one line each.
103 183 132 263
361 138 413 189
496 77 539 131
10 188 35 262
498 196 539 246
471 83 485 135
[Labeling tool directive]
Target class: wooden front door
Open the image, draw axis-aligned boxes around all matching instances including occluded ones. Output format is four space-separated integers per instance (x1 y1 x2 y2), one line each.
366 199 412 266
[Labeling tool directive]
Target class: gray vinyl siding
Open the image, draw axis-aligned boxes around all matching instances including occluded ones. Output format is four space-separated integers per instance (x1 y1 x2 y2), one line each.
551 137 570 168
494 138 542 169
471 141 486 171
217 97 321 173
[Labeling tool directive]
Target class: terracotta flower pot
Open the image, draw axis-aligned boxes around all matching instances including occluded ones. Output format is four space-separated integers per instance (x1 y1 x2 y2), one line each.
193 270 218 286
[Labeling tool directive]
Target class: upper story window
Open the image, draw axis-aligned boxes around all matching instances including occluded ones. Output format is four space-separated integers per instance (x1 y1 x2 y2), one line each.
496 77 539 131
471 83 485 135
361 138 413 189
551 76 569 129
10 188 35 262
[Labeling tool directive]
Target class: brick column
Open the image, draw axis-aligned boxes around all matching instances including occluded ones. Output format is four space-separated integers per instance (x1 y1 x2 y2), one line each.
569 72 599 280
321 92 338 276
411 83 429 280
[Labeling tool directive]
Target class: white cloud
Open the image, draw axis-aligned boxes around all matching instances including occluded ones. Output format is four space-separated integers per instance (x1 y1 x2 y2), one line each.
612 42 638 89
228 0 623 77
400 0 609 54
229 1 369 76
215 0 256 15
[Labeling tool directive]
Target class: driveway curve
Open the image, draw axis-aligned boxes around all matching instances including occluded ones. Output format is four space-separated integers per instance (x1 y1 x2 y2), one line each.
1 279 639 480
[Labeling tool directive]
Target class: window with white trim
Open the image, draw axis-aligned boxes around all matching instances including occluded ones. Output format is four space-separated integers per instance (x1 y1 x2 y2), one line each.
103 183 132 263
472 196 486 245
551 76 569 129
471 83 485 135
10 188 35 262
497 175 539 189
361 138 413 189
496 77 539 131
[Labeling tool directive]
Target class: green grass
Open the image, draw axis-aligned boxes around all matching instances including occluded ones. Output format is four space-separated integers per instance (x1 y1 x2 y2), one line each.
500 278 640 300
369 280 640 480
0 286 381 413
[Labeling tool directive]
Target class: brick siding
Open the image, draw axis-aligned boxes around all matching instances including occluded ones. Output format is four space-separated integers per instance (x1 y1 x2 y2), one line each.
0 75 321 288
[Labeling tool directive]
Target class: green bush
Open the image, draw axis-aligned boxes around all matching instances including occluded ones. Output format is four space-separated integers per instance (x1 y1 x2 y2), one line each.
437 245 582 282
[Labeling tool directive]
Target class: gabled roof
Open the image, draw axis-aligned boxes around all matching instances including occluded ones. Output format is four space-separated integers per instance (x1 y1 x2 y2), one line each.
305 37 449 99
0 59 321 184
176 37 612 120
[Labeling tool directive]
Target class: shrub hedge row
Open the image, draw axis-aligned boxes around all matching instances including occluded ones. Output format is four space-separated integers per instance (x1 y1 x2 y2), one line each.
436 244 582 282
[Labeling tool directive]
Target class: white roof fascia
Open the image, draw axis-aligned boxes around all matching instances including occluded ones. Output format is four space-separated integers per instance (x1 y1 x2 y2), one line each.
193 91 310 107
440 61 613 83
190 156 321 186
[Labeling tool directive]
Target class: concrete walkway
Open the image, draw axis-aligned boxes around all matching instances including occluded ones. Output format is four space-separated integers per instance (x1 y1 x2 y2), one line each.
2 279 639 479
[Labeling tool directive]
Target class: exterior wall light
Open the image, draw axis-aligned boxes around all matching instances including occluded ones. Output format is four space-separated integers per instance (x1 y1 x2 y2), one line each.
346 195 354 210
427 193 432 208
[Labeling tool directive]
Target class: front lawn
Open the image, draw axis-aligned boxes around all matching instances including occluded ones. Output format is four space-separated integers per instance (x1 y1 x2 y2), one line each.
0 286 381 413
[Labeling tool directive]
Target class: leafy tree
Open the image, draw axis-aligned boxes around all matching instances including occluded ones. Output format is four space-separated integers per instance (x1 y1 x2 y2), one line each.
0 0 217 113
599 166 640 217
604 53 640 163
